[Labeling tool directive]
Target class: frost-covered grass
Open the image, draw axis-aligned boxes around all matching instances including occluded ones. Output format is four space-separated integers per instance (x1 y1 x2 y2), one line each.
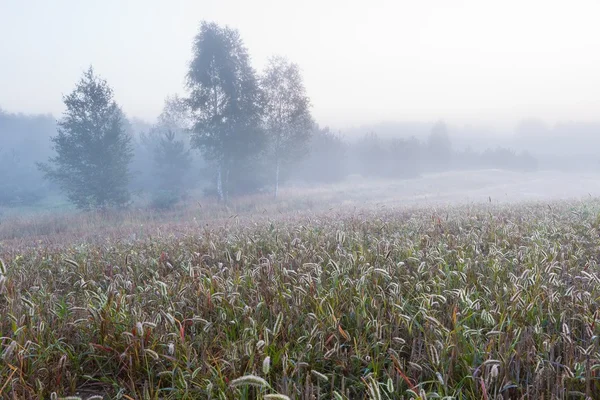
3 197 600 398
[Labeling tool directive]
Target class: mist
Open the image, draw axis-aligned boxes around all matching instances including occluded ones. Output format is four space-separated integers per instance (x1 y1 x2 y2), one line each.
2 106 599 215
2 0 600 126
4 4 600 398
1 0 600 215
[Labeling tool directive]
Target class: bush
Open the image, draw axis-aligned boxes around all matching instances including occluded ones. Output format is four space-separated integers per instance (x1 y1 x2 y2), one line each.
150 190 180 210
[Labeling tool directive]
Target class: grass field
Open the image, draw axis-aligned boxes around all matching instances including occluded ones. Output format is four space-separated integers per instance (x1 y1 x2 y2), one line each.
3 174 600 399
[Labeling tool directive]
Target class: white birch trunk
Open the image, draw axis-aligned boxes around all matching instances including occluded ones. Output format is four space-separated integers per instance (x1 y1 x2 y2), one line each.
224 166 229 203
216 164 224 202
274 159 280 199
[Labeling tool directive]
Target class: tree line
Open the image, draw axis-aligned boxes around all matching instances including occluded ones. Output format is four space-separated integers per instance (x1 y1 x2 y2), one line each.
1 21 542 211
292 122 537 185
36 21 314 209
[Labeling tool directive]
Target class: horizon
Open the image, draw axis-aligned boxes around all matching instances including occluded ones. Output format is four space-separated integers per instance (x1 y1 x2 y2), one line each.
1 104 598 142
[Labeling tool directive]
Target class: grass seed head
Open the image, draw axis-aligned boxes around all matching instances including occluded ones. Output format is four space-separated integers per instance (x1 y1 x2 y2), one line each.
263 356 271 375
230 374 270 388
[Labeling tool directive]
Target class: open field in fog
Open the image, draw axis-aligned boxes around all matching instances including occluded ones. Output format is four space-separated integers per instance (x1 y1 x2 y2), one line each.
3 172 600 398
284 169 600 207
0 170 600 243
3 169 600 247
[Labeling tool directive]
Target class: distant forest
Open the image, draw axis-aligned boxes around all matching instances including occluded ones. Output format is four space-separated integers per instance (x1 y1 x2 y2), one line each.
1 22 599 210
4 105 598 211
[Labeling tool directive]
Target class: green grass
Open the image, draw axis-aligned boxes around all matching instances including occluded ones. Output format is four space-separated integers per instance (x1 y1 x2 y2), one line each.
2 199 600 398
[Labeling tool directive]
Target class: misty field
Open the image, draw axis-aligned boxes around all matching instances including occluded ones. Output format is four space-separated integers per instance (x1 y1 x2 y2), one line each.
2 196 600 399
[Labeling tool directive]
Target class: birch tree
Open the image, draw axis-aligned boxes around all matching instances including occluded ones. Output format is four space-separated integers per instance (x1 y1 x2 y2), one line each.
187 22 263 202
261 56 312 197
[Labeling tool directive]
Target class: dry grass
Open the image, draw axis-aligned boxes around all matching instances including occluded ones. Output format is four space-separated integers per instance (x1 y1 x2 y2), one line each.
2 198 600 398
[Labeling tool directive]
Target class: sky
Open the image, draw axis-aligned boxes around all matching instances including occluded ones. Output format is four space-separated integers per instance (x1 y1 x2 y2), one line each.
1 0 599 130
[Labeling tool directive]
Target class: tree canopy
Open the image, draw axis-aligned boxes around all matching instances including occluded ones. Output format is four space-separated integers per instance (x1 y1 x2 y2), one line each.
38 67 133 209
187 21 264 202
261 56 313 197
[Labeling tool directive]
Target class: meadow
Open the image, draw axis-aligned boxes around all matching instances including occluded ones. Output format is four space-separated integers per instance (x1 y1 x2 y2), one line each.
3 173 600 399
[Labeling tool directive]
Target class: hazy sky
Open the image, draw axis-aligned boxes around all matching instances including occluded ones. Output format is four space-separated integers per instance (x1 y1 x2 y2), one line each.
1 0 599 130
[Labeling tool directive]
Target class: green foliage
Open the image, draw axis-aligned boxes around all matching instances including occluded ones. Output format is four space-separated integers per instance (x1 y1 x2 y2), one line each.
154 130 192 193
135 95 205 197
38 67 133 210
187 21 265 202
150 189 181 210
149 108 194 209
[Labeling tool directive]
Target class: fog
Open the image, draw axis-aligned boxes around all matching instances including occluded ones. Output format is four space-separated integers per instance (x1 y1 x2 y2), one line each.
1 1 599 215
2 0 600 127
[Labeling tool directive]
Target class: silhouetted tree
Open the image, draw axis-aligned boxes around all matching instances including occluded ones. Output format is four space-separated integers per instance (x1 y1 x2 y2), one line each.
518 150 538 171
150 130 192 209
389 137 422 178
187 21 264 202
351 133 423 179
153 95 196 192
427 120 452 171
454 146 480 170
355 132 385 177
38 67 133 210
261 56 313 197
294 125 348 183
136 97 194 191
157 95 193 135
479 147 538 171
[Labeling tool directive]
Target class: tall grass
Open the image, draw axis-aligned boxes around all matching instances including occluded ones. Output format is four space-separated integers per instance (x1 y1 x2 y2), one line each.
2 200 600 398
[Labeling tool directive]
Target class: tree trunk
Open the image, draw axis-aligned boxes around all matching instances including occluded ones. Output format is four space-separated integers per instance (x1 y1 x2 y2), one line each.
223 165 229 204
216 164 224 202
274 159 280 199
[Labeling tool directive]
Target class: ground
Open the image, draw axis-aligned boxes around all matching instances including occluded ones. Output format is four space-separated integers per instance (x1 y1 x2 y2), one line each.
2 170 600 399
